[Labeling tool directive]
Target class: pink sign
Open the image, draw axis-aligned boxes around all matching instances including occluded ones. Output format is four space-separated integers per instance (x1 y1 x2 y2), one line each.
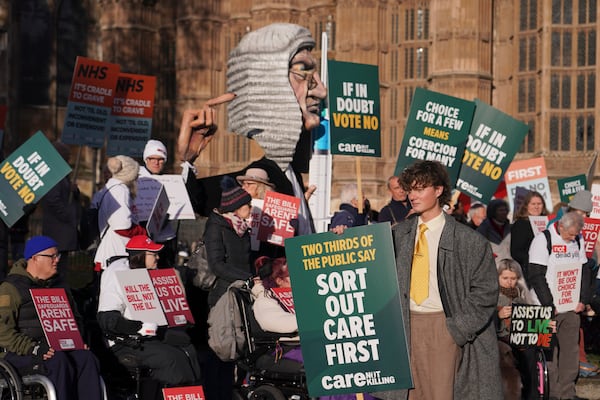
582 217 600 259
272 287 295 314
257 191 300 246
30 288 84 351
149 269 194 327
162 385 205 400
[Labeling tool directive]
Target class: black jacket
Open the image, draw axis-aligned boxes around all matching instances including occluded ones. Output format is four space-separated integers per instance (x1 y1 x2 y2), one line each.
204 211 253 307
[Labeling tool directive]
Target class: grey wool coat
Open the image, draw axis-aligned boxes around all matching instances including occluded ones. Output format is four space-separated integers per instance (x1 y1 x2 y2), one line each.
374 213 503 400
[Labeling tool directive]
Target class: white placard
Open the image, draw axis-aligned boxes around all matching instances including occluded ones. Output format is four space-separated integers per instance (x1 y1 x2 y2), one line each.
136 175 195 221
115 269 167 325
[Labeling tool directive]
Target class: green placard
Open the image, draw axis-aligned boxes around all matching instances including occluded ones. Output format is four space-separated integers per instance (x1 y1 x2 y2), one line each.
285 223 412 397
557 174 587 203
0 131 71 227
394 87 475 185
456 99 529 203
327 60 381 157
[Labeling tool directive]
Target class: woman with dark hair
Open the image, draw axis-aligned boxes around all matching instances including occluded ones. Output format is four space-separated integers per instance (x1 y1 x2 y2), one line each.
477 198 512 245
203 176 253 400
97 235 201 388
510 191 548 281
252 256 297 334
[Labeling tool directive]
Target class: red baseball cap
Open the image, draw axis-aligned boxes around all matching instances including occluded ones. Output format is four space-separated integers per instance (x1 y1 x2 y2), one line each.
126 235 164 252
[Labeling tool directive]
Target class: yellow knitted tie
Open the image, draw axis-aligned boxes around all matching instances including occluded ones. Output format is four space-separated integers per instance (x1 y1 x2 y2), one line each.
410 223 429 305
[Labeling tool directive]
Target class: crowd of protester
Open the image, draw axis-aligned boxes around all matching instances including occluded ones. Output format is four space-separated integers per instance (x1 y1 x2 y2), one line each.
1 22 600 400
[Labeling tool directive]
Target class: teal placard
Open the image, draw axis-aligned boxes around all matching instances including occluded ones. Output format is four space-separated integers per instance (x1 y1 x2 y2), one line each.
327 60 381 157
557 174 587 203
394 87 475 185
0 131 71 227
456 99 529 203
285 223 412 397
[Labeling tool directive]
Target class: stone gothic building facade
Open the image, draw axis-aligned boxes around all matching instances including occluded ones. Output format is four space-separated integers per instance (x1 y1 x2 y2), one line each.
1 0 598 210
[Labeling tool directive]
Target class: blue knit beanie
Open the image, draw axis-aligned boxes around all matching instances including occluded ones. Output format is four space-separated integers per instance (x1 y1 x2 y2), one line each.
24 236 58 260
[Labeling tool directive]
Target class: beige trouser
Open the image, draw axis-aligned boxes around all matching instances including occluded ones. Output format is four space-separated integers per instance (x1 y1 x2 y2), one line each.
408 311 460 400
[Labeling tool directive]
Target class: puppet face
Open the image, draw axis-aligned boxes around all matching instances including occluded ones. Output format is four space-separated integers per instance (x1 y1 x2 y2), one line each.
288 49 327 132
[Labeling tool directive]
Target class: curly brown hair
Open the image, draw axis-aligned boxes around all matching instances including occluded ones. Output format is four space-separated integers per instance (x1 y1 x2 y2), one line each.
399 160 452 207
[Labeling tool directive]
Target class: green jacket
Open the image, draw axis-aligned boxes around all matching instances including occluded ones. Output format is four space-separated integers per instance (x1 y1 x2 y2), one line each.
0 260 80 356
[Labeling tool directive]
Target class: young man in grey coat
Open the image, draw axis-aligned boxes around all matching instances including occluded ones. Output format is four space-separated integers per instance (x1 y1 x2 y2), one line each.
375 160 502 400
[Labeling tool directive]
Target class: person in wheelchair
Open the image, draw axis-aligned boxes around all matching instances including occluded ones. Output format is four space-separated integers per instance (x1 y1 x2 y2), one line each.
0 235 104 400
97 235 201 387
251 256 376 400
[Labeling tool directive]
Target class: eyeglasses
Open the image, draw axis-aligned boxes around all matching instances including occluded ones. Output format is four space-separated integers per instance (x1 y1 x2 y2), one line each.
36 253 61 261
289 66 318 87
146 157 165 163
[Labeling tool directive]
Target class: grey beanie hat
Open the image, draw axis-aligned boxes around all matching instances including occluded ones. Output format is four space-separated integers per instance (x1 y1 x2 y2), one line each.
226 23 316 170
568 189 593 213
107 155 139 184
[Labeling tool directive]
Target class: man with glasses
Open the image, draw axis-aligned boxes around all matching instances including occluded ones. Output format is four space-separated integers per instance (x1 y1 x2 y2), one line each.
139 139 168 176
529 211 591 400
138 139 179 266
0 235 103 400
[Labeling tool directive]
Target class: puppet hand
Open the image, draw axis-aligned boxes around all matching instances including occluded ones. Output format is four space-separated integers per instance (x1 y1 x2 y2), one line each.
177 93 235 162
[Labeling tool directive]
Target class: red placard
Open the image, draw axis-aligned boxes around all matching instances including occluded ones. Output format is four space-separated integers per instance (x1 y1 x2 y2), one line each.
162 386 205 400
112 72 156 119
30 288 84 351
67 56 120 107
149 269 194 327
582 217 600 259
257 191 300 246
272 287 295 314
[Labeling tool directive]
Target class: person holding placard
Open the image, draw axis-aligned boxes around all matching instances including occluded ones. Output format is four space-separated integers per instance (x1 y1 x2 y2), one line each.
495 258 537 400
528 211 591 400
139 139 168 176
236 167 286 262
137 139 180 267
510 191 549 282
97 235 201 387
236 168 276 200
0 236 103 400
380 160 502 400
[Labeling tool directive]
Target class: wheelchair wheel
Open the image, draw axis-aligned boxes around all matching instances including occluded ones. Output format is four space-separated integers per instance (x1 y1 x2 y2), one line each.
0 359 22 400
232 389 246 400
535 348 549 400
250 384 286 400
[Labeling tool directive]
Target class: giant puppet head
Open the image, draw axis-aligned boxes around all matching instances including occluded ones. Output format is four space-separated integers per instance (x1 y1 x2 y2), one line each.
226 23 327 170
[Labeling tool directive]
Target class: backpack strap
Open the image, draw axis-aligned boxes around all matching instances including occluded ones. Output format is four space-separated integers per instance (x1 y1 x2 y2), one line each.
543 227 581 255
543 229 551 254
